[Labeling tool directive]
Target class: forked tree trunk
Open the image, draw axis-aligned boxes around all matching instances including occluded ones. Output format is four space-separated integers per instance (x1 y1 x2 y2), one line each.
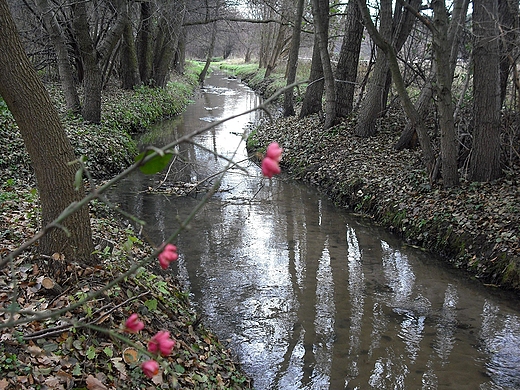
432 0 459 187
36 0 80 115
0 0 93 264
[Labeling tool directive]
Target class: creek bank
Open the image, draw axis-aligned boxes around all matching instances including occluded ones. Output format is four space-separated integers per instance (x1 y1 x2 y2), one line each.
238 71 520 293
0 69 252 388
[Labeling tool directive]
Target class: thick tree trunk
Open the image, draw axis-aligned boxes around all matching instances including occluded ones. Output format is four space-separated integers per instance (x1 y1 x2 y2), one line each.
283 0 305 117
72 1 102 123
0 0 93 264
174 31 186 74
137 1 153 85
35 0 80 115
355 0 392 137
299 33 324 118
354 55 390 136
469 0 502 181
433 0 459 187
152 0 185 88
152 18 177 88
335 0 363 118
311 0 336 129
120 12 140 90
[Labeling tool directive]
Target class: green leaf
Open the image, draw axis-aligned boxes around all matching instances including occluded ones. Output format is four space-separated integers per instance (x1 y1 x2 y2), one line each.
174 364 185 374
135 150 173 174
72 363 82 376
156 281 169 295
103 346 114 358
86 345 97 360
144 299 158 311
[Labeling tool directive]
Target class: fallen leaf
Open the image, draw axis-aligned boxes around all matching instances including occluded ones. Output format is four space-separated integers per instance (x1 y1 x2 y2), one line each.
86 375 108 390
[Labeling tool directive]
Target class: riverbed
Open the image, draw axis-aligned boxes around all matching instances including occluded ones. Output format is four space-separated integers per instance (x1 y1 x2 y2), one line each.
110 73 520 390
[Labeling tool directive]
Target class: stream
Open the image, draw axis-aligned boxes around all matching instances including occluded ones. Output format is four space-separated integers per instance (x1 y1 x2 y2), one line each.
109 73 520 389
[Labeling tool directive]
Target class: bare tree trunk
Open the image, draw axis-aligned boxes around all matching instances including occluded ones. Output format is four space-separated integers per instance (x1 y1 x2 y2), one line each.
300 33 324 118
153 18 175 87
311 0 336 128
152 1 185 87
0 0 93 264
35 0 80 115
432 0 459 187
335 0 363 118
72 0 102 123
120 10 140 90
355 0 392 137
469 0 502 181
137 1 153 85
395 0 469 152
283 0 305 117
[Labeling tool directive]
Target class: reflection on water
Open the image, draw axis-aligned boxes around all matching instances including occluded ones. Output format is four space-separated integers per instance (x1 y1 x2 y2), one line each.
109 74 520 389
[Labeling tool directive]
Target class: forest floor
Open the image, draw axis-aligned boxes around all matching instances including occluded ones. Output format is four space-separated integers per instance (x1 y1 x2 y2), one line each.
247 102 520 293
0 71 252 389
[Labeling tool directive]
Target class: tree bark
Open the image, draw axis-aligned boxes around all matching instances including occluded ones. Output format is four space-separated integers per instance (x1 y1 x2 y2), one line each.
432 0 459 187
35 0 80 115
311 0 336 129
152 1 186 87
120 4 140 90
283 0 305 117
72 1 103 123
299 33 324 118
0 0 93 264
469 0 502 181
137 1 153 85
335 0 363 118
355 0 393 137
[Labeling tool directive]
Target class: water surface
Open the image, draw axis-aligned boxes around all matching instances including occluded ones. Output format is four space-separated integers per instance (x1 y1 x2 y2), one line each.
110 73 520 389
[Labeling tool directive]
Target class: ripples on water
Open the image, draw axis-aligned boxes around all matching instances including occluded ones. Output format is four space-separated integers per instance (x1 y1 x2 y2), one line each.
110 74 520 390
